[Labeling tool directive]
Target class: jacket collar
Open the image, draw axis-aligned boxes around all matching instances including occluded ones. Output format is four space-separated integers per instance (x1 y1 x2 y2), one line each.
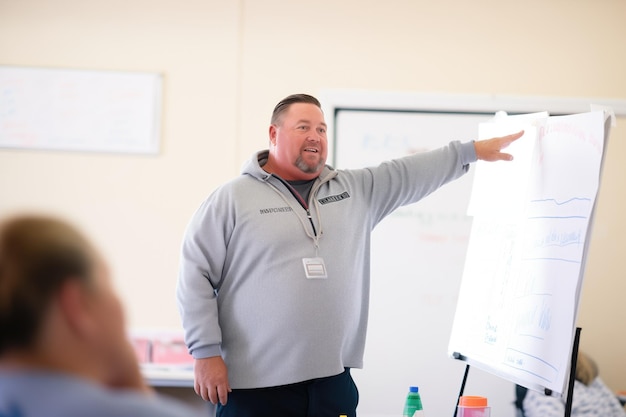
242 150 337 183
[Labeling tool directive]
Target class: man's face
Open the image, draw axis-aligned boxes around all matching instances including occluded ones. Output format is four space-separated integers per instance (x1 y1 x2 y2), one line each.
269 102 328 180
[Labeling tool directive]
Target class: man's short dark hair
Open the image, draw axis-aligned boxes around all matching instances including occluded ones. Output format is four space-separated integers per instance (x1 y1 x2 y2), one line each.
271 94 322 125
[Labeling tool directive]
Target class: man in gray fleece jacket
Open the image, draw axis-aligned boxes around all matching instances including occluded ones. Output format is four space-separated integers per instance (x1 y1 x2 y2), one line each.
177 94 523 417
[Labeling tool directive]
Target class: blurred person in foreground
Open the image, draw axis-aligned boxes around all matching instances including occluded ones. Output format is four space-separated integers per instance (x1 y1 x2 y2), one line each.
0 215 200 417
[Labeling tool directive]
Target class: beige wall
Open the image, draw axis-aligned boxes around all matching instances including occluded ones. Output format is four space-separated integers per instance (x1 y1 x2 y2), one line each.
1 0 625 400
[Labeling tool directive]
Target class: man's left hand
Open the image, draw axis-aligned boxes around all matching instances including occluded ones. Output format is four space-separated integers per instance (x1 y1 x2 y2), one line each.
474 130 524 162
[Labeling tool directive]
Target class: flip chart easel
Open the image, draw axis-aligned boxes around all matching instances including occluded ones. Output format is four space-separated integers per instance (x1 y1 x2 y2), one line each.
447 110 612 410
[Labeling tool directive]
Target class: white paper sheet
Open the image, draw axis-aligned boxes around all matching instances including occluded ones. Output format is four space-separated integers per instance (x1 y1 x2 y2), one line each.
449 110 607 395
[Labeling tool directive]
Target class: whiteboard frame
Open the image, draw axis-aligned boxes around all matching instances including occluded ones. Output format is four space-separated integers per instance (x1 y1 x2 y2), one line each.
0 65 163 155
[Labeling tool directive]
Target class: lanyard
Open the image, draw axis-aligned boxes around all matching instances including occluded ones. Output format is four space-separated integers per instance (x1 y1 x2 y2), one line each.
266 175 323 256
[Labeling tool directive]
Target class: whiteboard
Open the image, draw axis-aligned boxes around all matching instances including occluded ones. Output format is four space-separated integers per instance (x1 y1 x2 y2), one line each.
0 66 162 154
333 108 508 417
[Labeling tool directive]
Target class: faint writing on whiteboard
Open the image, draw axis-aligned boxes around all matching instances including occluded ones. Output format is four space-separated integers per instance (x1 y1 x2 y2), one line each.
0 66 162 154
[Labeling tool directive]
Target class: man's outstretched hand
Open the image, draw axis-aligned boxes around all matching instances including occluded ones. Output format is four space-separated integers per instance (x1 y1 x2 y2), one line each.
474 130 525 162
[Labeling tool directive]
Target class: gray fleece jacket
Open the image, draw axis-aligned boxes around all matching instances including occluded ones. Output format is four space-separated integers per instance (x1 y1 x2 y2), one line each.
176 141 476 389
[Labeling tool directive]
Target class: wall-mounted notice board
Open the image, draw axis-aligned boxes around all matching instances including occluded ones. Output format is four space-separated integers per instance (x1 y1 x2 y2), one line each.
0 66 162 154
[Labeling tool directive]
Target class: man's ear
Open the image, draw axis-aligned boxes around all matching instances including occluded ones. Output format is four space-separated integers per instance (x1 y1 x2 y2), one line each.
56 280 95 338
269 125 277 146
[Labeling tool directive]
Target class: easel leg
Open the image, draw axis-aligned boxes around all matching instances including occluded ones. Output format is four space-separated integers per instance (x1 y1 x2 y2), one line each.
453 364 470 417
564 327 582 417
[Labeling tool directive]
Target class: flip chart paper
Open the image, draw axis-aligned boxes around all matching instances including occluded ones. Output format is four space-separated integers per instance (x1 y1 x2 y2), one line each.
449 110 606 395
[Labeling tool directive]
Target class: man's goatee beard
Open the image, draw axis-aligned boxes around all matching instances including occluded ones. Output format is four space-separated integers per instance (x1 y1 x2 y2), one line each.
295 156 325 174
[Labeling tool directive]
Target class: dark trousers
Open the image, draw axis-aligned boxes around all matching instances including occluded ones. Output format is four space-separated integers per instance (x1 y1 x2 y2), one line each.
217 368 359 417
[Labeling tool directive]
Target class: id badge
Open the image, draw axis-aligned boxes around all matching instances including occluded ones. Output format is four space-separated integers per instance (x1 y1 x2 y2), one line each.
302 257 328 279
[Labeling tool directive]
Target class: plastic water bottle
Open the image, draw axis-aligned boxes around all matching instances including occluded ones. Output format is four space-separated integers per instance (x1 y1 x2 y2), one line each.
402 386 425 417
457 395 490 417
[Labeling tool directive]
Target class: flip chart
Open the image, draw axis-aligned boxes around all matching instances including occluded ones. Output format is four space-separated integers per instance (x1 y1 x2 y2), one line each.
449 110 609 395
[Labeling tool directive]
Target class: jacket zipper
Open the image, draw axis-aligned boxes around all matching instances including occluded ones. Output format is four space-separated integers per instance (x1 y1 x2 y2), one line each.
272 175 318 237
